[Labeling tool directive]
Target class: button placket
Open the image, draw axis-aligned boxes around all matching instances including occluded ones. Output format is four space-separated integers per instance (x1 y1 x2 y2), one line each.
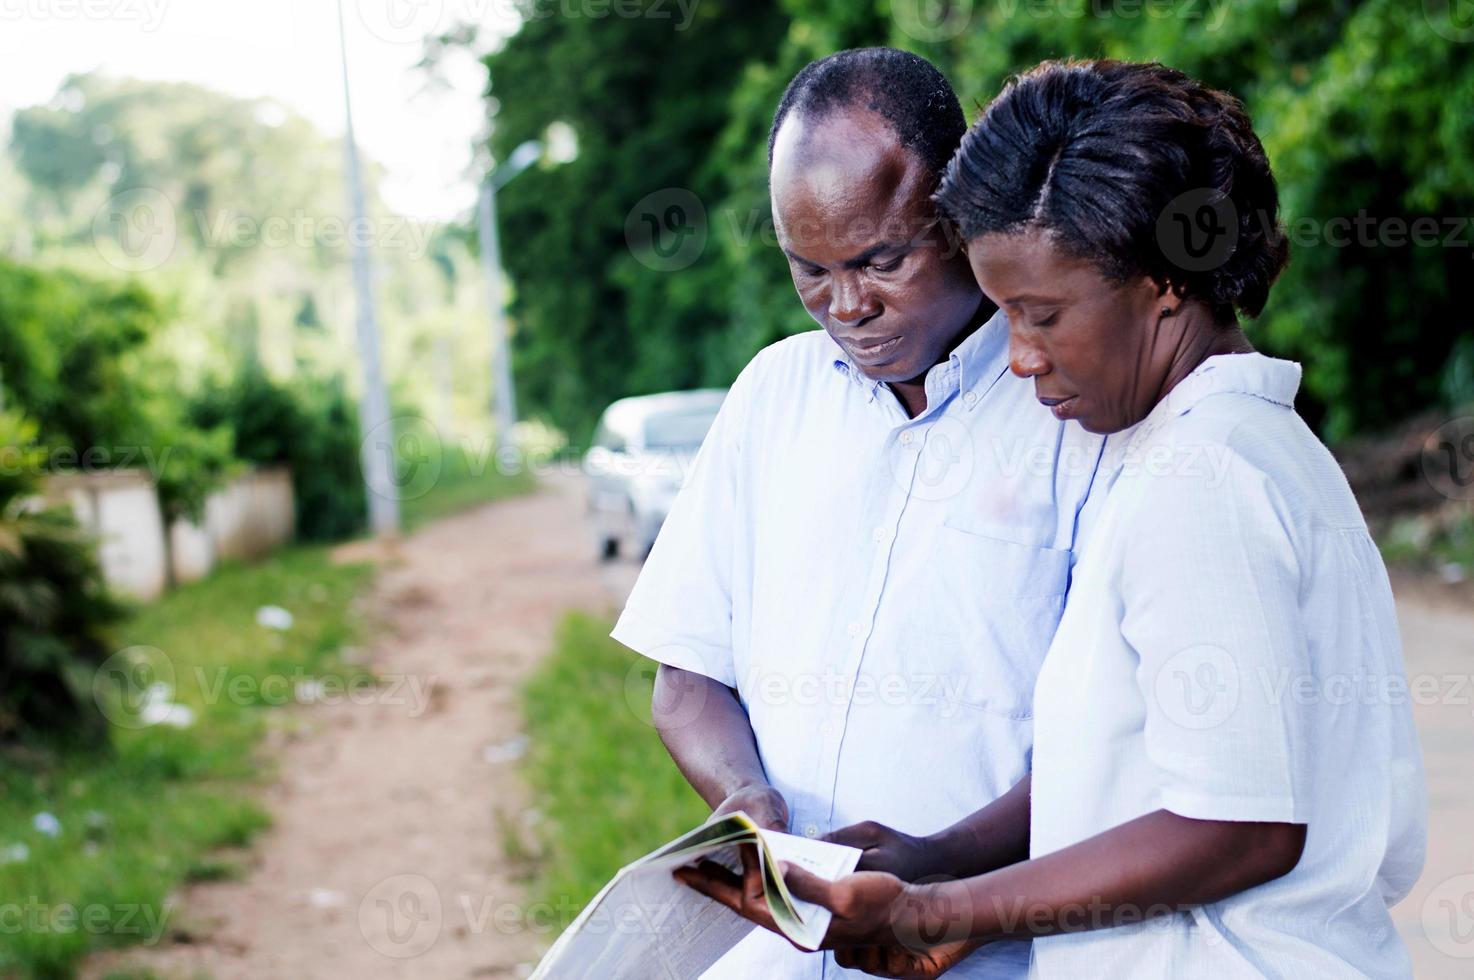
814 428 923 837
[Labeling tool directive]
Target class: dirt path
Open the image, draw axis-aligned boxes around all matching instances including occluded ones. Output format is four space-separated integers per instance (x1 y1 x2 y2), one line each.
1389 582 1474 978
87 475 631 980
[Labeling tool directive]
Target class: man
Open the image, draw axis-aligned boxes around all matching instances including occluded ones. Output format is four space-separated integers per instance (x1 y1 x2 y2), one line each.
611 48 1105 978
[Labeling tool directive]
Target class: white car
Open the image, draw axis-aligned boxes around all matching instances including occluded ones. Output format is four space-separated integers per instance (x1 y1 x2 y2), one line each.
584 388 727 560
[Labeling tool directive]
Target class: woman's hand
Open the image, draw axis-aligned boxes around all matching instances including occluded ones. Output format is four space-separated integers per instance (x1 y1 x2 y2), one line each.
674 861 909 948
675 859 982 972
825 820 934 882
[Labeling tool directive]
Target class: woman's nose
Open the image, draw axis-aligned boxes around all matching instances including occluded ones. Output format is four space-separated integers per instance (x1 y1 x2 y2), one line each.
1009 333 1050 378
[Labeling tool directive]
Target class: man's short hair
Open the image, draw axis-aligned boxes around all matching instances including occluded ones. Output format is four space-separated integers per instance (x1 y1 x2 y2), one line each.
768 47 966 179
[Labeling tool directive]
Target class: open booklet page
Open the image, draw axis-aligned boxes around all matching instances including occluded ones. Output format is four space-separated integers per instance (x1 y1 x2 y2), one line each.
529 811 862 979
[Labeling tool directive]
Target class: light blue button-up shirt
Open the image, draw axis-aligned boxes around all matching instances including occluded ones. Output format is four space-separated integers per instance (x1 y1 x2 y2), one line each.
612 310 1106 978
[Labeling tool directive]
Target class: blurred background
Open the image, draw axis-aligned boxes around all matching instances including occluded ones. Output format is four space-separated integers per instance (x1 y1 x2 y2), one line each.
1 1 1471 978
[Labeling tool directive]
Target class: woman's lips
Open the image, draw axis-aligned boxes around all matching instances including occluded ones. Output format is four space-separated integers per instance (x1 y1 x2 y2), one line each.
844 335 903 364
1038 394 1078 420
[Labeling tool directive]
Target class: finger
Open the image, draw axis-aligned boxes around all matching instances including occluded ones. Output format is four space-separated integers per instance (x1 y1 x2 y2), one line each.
835 946 886 974
779 862 836 907
673 861 744 910
823 822 877 849
739 843 765 903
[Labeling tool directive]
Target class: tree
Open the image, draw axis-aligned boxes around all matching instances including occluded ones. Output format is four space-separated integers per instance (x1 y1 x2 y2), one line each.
484 0 789 444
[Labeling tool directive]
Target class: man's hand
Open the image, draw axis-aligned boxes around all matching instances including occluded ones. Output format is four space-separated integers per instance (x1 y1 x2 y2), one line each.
826 820 934 882
714 783 789 832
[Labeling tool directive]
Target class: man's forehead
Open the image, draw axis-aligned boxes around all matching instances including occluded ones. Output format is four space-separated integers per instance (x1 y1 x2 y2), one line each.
770 108 933 252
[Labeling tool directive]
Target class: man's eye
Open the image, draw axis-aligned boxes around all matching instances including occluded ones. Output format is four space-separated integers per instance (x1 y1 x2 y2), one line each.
871 256 903 273
1035 312 1060 327
800 265 826 278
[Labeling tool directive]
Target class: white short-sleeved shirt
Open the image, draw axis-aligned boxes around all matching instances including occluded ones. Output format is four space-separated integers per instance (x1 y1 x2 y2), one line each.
1029 353 1427 979
612 311 1106 979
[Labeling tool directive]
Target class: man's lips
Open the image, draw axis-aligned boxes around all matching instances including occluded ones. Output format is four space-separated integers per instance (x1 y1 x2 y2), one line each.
843 335 903 364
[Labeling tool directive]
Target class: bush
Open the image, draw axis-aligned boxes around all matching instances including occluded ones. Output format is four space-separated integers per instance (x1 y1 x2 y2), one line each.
0 411 128 746
189 367 367 542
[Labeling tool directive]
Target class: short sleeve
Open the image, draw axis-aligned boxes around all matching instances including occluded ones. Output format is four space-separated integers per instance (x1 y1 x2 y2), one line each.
1119 449 1310 824
609 357 762 689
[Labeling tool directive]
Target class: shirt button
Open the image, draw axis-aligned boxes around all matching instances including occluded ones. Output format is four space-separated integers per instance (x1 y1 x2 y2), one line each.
803 824 820 839
820 722 834 736
963 390 978 406
900 431 914 446
871 526 886 543
846 621 863 638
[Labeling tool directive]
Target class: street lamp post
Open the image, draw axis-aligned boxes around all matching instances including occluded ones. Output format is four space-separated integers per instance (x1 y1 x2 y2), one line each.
478 139 543 452
336 0 398 537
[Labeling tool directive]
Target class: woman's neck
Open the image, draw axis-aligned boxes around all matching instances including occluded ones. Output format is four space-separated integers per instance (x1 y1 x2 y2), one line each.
1155 307 1256 406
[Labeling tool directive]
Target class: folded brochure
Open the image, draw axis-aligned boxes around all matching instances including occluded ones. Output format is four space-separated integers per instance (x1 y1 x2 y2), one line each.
529 811 862 979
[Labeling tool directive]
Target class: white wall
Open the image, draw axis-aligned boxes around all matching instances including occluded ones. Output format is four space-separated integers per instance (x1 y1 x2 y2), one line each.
45 467 297 600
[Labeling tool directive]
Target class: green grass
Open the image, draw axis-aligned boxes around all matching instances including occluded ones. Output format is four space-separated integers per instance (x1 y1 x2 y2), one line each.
1378 508 1474 572
520 613 708 919
399 443 537 532
0 548 374 979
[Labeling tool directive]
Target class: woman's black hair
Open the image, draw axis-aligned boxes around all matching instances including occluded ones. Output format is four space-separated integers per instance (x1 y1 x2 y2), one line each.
935 59 1290 321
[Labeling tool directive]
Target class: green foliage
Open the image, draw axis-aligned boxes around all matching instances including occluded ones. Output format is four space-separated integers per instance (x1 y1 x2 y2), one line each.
482 0 1474 444
0 546 373 978
0 258 235 522
0 411 128 747
521 612 708 911
0 259 160 452
189 368 368 542
485 0 789 445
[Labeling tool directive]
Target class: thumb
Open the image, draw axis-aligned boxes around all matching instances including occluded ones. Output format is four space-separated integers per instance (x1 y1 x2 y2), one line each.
780 862 836 907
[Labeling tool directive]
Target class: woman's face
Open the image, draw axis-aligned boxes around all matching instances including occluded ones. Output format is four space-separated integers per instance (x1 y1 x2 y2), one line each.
967 227 1179 435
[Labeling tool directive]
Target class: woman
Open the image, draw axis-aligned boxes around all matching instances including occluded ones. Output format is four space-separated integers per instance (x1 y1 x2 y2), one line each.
678 60 1426 978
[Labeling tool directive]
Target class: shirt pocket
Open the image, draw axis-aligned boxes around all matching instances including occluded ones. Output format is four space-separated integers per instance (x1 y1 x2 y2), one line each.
917 520 1072 718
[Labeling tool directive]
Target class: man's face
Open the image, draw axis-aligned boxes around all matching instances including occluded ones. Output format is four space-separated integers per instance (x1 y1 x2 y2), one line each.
770 107 984 385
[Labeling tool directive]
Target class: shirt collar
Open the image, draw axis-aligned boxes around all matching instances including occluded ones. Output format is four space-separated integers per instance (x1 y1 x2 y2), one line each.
828 307 1011 410
1122 351 1302 455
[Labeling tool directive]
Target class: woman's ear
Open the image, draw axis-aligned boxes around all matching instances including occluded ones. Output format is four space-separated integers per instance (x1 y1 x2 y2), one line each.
1154 278 1185 318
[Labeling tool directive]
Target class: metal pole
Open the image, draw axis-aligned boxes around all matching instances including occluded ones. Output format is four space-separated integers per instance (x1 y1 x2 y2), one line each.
337 0 399 537
478 179 518 449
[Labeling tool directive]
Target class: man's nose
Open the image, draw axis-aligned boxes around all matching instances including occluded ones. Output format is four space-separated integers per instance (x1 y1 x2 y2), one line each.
828 275 880 329
1009 332 1049 378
